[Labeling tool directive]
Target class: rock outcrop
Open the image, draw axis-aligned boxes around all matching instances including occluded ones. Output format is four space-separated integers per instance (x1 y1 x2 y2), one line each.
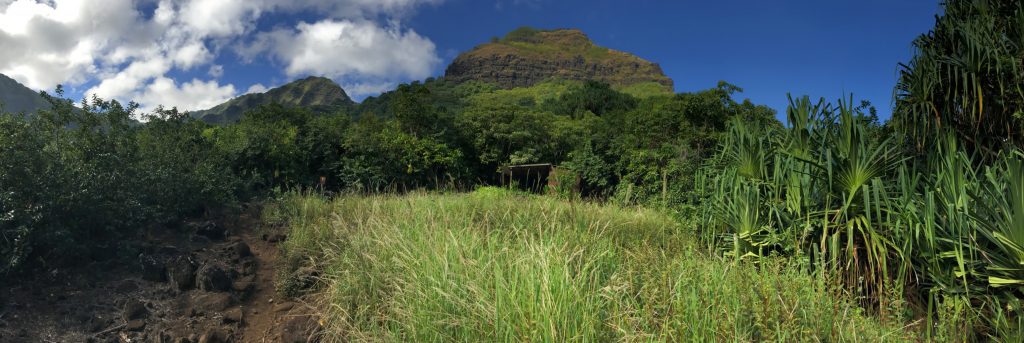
445 28 674 91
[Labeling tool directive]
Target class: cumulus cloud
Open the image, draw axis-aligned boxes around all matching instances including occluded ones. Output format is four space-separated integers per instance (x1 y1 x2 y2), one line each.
0 0 444 111
208 65 224 78
247 20 439 97
342 81 400 98
246 83 268 94
136 77 237 112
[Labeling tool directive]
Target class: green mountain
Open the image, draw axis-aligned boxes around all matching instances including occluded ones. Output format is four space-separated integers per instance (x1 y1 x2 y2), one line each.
0 74 51 115
192 76 354 124
444 27 674 92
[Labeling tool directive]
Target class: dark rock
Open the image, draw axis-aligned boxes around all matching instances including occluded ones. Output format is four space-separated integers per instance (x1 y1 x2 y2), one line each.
123 299 149 321
155 331 175 343
140 254 167 282
196 263 233 292
157 245 180 255
232 275 255 294
228 241 251 259
223 308 243 324
193 292 233 314
74 311 92 324
115 280 139 293
167 255 197 291
273 302 295 313
192 221 227 240
90 243 120 261
125 319 146 331
88 316 111 332
279 313 320 343
239 260 257 276
263 233 286 243
198 328 230 343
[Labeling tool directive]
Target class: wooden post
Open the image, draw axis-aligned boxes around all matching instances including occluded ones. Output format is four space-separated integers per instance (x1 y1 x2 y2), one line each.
662 168 667 205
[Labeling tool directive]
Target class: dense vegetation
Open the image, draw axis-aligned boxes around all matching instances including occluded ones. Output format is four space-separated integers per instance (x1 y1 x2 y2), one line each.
3 0 1024 339
0 78 768 276
698 0 1024 339
264 188 915 341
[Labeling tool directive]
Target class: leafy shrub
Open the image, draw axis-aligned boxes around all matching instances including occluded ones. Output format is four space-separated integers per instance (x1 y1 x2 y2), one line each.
0 93 243 275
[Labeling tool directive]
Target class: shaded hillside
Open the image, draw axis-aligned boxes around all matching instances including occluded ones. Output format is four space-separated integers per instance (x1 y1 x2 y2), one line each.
0 74 50 114
192 76 354 124
445 27 674 91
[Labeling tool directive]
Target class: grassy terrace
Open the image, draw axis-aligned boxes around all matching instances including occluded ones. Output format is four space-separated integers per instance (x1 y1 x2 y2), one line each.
265 188 918 342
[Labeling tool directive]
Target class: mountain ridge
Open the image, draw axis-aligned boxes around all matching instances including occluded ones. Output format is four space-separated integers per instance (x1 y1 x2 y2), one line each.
192 76 354 124
0 74 51 114
444 27 674 91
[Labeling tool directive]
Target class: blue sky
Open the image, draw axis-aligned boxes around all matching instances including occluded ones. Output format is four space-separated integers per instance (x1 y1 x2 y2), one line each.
0 0 940 120
412 0 940 120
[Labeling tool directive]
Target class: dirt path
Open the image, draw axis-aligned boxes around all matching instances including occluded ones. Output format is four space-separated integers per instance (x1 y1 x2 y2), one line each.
0 210 320 343
236 223 318 343
237 225 281 342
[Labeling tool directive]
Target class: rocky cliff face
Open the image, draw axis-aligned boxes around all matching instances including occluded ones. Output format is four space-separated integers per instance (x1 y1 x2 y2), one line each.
445 28 674 91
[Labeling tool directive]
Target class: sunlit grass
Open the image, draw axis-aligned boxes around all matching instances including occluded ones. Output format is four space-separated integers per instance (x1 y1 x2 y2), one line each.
268 187 917 342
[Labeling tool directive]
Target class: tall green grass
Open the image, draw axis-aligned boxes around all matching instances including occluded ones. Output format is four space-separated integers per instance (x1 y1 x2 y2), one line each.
267 188 916 342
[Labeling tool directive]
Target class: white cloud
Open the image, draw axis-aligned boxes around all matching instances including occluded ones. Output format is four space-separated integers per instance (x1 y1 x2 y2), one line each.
136 77 236 112
246 83 268 94
342 81 399 98
87 56 172 103
179 0 262 38
250 20 439 95
0 0 444 111
269 0 443 19
208 65 224 78
0 0 143 90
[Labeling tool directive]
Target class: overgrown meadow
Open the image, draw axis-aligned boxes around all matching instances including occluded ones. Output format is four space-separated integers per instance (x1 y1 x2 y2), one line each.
3 0 1024 340
264 189 913 341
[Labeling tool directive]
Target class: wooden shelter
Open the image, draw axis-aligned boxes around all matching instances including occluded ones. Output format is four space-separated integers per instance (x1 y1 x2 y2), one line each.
500 163 555 193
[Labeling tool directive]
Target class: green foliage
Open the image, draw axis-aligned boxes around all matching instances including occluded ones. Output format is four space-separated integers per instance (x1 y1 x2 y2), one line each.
573 82 777 207
544 80 638 118
503 26 542 43
895 0 1024 155
0 75 775 282
269 191 916 341
136 107 240 221
615 81 674 98
701 93 1024 339
458 102 565 167
339 116 463 190
0 93 241 274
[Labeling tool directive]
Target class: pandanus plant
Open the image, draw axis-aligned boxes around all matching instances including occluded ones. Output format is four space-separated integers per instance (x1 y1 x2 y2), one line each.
706 95 908 313
895 0 1024 156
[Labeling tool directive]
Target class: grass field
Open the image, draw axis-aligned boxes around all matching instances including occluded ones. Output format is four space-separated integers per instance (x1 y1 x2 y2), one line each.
264 187 921 342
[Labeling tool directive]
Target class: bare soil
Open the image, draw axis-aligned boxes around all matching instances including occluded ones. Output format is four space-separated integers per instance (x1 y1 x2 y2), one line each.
0 209 320 343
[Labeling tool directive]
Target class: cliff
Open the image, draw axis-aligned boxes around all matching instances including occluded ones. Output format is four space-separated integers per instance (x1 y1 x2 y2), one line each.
444 28 673 91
